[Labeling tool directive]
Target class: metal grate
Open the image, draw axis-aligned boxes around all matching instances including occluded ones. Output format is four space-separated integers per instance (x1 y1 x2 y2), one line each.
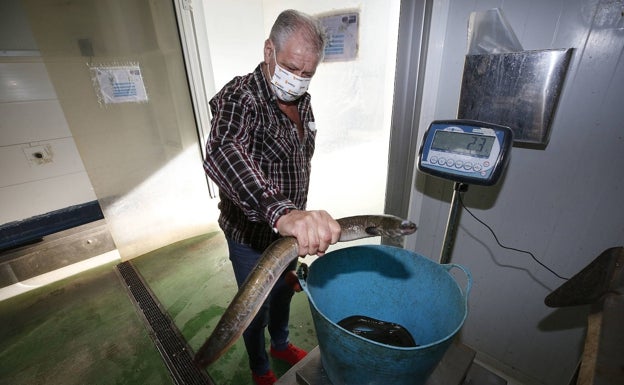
116 261 214 385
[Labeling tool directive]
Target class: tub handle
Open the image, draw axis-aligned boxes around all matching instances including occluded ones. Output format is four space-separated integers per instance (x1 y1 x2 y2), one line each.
441 263 472 301
297 263 309 291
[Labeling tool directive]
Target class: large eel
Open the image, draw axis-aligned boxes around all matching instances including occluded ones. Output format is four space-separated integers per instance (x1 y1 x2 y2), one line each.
194 214 417 368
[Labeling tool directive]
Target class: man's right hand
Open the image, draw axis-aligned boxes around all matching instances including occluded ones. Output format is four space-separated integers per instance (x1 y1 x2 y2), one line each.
274 210 341 256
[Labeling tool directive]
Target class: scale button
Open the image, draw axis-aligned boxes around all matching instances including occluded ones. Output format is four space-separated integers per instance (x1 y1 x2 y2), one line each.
438 157 446 165
483 161 490 167
463 162 473 170
430 156 438 164
473 164 482 172
455 160 463 168
446 159 455 167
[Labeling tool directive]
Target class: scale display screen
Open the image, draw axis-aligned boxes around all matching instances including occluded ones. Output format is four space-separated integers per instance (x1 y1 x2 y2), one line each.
431 131 496 158
418 120 513 185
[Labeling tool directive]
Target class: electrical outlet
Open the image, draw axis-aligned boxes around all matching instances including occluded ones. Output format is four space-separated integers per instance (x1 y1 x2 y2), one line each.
24 144 54 166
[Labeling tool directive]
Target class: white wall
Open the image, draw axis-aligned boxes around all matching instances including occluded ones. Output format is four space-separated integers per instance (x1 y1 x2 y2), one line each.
409 1 624 384
0 0 96 225
1 0 400 255
201 0 265 92
16 0 217 260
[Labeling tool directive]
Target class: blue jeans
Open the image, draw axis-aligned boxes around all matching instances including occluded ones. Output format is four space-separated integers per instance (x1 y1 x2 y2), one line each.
226 238 296 375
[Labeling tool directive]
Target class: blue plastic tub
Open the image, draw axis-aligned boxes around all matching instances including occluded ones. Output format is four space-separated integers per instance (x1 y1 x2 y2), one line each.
299 245 471 385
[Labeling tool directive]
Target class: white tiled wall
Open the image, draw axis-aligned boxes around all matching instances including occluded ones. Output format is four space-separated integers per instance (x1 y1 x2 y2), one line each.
0 100 72 144
0 59 97 224
0 62 56 102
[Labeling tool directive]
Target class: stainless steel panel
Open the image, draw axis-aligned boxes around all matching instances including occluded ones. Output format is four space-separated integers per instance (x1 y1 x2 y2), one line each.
458 49 573 145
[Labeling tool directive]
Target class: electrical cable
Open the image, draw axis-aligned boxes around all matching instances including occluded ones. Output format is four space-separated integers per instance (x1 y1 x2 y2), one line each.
458 193 569 281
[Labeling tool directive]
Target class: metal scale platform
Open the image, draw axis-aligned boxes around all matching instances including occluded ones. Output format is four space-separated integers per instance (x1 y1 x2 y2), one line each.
275 343 493 385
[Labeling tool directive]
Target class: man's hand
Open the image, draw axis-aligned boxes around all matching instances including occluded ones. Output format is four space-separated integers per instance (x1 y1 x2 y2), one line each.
275 210 341 256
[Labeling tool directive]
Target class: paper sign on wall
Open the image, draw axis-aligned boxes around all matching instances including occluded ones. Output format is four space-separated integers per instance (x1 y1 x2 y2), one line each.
90 64 148 104
319 12 359 62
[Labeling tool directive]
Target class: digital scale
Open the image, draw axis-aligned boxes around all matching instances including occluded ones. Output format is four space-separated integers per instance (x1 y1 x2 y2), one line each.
418 120 513 264
418 120 513 186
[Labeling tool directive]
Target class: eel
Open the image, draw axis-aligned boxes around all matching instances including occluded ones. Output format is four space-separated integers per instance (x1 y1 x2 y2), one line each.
194 214 417 368
337 315 418 347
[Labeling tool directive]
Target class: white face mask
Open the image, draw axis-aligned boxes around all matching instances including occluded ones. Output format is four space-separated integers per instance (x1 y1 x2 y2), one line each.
270 51 311 102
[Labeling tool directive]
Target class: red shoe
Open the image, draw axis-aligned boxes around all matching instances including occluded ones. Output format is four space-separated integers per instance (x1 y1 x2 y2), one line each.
252 369 277 385
284 270 302 292
270 343 307 366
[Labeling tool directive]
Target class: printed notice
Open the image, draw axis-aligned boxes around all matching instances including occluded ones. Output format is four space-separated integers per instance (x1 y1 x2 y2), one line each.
91 64 148 104
320 12 359 62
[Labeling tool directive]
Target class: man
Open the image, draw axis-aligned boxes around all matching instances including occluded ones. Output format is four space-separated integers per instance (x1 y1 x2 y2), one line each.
203 9 341 385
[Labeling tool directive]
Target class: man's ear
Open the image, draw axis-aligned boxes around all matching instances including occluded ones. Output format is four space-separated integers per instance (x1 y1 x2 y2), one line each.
263 39 273 64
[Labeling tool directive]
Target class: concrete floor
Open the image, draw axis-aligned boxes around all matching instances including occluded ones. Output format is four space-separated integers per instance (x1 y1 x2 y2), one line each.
0 229 318 385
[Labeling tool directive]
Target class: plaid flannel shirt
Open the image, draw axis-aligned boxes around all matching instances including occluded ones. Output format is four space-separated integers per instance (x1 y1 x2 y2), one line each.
203 63 316 251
